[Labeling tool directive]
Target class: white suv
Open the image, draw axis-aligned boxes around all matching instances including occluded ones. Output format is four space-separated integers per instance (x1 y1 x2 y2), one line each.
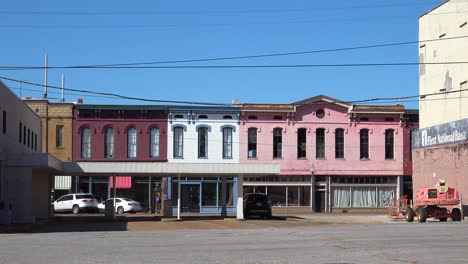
53 193 99 214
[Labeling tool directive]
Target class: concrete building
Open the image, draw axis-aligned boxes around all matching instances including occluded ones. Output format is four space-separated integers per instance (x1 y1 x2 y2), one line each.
413 0 468 214
240 96 418 213
0 82 61 224
24 99 74 198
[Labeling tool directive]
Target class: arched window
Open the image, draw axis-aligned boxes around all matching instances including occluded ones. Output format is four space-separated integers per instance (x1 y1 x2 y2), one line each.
198 127 208 158
297 128 307 158
127 128 137 158
360 129 369 159
335 128 344 159
81 127 91 158
150 127 160 158
248 128 257 158
316 128 325 159
223 115 232 120
104 127 114 158
222 127 233 159
273 128 283 158
173 127 184 158
385 129 394 159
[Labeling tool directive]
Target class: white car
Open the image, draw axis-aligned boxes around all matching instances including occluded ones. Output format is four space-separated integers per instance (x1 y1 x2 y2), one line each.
53 193 99 214
98 198 142 214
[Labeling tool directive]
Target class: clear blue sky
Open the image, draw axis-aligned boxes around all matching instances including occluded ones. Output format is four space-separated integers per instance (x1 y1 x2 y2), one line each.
0 0 443 109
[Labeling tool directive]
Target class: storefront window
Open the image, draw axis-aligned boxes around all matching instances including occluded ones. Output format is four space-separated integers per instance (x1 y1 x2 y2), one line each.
202 182 217 206
299 186 311 206
333 187 351 208
218 182 234 206
287 186 299 206
268 186 286 206
378 187 396 207
351 187 377 207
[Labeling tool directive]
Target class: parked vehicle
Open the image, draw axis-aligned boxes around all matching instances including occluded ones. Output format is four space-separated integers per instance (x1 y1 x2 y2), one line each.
243 193 272 219
98 198 142 214
53 193 98 214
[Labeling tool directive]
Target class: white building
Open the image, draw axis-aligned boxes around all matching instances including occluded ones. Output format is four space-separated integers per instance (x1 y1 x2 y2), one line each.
0 81 61 224
413 0 468 216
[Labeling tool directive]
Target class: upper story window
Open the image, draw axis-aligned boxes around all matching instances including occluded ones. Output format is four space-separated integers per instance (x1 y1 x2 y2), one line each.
56 125 64 148
198 115 208 119
222 127 233 159
23 126 26 145
385 118 395 122
173 127 184 158
150 127 160 158
360 129 369 160
360 117 369 122
104 127 114 158
27 128 30 148
335 128 344 159
273 128 283 159
174 114 184 119
385 129 394 159
297 128 307 159
248 116 258 120
81 127 91 158
273 116 283 120
316 128 325 159
2 110 6 134
223 115 232 120
19 122 22 143
127 127 137 158
248 128 257 158
198 127 208 158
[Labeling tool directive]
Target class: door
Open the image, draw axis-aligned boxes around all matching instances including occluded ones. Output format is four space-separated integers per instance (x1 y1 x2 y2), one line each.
181 184 200 212
315 191 326 212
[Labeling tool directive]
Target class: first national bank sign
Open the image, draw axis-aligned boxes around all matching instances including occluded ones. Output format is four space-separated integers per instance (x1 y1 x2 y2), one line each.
412 118 468 149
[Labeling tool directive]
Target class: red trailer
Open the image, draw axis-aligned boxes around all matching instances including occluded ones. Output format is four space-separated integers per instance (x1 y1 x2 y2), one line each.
406 180 462 223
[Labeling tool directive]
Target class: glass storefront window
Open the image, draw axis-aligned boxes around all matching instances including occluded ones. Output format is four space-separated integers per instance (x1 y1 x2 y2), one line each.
287 187 299 206
332 187 351 208
218 182 234 206
202 182 217 206
299 186 311 206
254 186 266 194
268 186 286 207
378 187 396 207
351 187 377 208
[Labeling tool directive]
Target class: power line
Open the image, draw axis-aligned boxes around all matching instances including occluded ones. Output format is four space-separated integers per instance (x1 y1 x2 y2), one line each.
1 35 467 70
2 75 467 107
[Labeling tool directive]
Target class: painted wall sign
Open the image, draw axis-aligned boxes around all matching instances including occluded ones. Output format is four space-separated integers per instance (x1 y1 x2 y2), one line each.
412 118 468 149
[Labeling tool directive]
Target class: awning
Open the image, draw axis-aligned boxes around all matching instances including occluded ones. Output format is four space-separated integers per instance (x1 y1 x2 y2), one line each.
54 176 71 190
109 176 132 189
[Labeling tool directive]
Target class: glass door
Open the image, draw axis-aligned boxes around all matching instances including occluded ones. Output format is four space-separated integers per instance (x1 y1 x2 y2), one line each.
181 184 200 212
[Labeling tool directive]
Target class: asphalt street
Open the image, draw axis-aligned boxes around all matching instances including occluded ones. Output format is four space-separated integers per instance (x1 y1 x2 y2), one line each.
1 221 467 264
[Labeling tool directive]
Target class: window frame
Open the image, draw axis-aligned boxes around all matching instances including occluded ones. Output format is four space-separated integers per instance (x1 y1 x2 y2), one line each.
222 127 233 159
104 127 115 159
198 127 209 158
297 128 307 159
150 127 160 158
335 128 345 159
360 129 369 160
247 128 258 158
273 128 283 159
56 125 64 148
127 127 137 158
173 126 184 158
81 127 92 158
316 128 325 159
385 129 394 160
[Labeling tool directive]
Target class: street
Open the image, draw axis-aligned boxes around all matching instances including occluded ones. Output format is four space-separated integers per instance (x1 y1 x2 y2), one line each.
1 220 467 264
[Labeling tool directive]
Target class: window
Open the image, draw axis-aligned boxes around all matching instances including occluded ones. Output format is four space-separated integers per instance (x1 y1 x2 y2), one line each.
150 127 160 158
127 128 137 158
27 128 30 148
2 110 6 134
198 115 208 119
173 127 184 158
273 128 282 158
174 114 184 119
385 129 394 159
335 128 344 159
81 127 91 158
56 125 63 147
23 126 26 145
297 128 307 158
248 116 257 120
316 109 325 119
273 116 282 120
360 117 369 122
360 129 369 159
104 127 114 158
385 118 394 122
202 182 217 206
222 127 233 159
247 128 257 158
223 115 232 120
316 128 325 159
31 132 34 150
34 134 37 151
198 127 208 158
19 122 22 143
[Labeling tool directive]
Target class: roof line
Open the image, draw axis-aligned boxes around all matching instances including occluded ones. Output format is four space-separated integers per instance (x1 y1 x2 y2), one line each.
419 0 450 18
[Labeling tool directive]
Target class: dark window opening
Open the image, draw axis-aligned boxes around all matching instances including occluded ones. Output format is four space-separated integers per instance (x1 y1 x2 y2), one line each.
248 128 257 158
198 115 208 119
23 126 26 145
223 115 232 120
335 128 344 159
385 118 395 122
360 117 369 122
198 127 208 158
316 109 325 119
56 125 64 148
360 129 369 159
248 116 258 120
174 114 184 119
2 110 6 134
297 128 307 158
19 122 22 143
273 116 283 120
316 128 325 159
385 129 394 159
273 128 282 158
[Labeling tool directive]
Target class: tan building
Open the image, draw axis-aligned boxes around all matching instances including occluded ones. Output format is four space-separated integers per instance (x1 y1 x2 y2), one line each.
413 0 468 216
24 99 75 197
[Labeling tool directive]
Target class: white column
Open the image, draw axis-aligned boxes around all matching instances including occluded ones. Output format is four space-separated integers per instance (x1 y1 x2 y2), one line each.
112 175 116 220
221 176 227 217
397 175 403 198
236 175 244 220
177 175 181 220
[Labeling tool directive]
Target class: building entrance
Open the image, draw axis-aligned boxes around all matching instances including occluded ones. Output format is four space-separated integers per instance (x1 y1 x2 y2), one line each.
181 184 200 213
315 190 325 212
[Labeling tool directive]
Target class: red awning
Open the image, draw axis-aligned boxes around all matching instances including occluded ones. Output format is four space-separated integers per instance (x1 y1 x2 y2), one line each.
109 176 132 189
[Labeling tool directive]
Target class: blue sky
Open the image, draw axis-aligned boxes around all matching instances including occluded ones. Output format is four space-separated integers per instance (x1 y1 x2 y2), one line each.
0 0 443 108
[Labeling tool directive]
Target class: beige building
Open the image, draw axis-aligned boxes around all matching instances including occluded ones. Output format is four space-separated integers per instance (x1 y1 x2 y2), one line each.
413 0 468 216
418 0 468 128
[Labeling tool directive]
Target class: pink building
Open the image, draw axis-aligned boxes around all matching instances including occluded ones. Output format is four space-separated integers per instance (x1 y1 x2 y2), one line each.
240 96 418 213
